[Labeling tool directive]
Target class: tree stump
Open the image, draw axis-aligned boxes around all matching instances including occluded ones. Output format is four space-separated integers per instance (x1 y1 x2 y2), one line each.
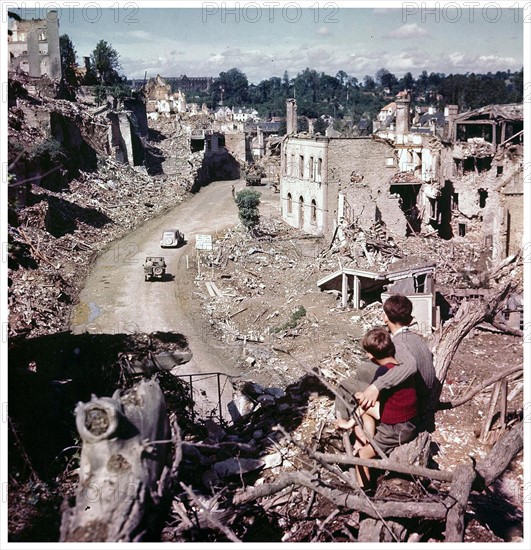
60 378 175 542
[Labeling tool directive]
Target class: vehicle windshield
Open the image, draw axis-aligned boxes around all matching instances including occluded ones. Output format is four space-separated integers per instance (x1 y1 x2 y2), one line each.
163 232 175 237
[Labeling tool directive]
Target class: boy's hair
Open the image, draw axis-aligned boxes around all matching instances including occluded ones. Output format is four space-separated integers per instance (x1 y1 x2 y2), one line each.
362 327 396 360
383 294 413 326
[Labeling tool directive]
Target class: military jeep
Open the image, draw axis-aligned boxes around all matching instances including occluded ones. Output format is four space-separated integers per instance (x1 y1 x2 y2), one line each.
143 256 166 281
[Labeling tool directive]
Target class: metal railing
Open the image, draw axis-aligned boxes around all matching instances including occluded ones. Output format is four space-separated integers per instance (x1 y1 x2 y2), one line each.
174 371 234 425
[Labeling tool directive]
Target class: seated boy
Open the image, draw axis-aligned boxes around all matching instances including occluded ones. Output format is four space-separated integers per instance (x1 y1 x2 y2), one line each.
338 327 418 489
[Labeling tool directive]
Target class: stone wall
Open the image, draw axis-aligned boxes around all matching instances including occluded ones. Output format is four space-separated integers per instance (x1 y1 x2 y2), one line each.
331 138 407 237
224 133 247 165
280 136 413 239
8 11 61 80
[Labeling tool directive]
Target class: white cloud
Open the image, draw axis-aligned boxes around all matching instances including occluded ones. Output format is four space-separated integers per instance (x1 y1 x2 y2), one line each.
386 23 430 39
316 26 331 36
128 30 154 41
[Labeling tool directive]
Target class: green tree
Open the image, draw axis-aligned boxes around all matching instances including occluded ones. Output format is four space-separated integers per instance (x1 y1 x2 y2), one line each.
234 188 261 231
213 68 249 106
59 34 78 86
399 71 415 92
375 68 398 93
91 40 122 85
363 75 375 90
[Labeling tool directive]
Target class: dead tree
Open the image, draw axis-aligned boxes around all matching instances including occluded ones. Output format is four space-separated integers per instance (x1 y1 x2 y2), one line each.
429 253 521 399
60 378 179 542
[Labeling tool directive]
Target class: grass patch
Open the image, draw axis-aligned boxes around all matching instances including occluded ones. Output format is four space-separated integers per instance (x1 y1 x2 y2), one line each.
271 305 307 334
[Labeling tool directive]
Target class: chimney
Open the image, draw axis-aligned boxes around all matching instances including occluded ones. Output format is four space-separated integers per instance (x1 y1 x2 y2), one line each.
444 104 459 118
286 98 297 135
257 125 264 154
307 118 315 136
444 105 459 140
395 95 410 135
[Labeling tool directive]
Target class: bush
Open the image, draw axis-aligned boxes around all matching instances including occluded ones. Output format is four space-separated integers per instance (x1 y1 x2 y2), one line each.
234 188 261 231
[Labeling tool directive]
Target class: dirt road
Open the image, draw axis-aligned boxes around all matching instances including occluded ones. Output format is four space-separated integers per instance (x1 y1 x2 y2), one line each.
71 179 266 420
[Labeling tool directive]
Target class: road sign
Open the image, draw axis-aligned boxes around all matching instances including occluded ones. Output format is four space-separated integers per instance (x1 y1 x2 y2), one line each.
196 234 213 251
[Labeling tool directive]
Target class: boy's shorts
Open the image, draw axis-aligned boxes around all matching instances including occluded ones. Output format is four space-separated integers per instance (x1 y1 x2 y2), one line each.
373 419 417 456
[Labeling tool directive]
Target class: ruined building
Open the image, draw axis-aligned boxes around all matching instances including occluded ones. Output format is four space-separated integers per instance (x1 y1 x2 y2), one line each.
280 100 408 239
8 10 61 80
443 104 524 260
373 95 523 259
130 75 214 93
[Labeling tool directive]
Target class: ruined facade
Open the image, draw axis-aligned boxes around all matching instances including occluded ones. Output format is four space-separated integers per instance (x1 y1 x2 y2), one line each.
8 10 61 80
143 76 188 117
280 135 406 239
374 95 523 260
436 104 523 259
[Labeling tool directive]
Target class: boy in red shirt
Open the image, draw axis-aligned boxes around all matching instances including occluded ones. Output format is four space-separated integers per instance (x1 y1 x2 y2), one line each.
338 327 418 489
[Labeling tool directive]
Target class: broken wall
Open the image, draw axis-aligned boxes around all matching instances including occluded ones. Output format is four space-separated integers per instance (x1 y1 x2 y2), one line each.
123 98 149 138
332 138 408 237
224 133 247 165
107 111 145 166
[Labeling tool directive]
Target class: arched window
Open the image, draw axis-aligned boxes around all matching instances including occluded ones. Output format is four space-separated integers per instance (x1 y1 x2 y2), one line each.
311 199 317 224
299 196 304 228
287 193 292 214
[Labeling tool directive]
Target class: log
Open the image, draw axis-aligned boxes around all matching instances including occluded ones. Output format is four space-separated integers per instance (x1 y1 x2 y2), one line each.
445 461 476 542
358 517 406 542
476 421 523 486
233 471 448 520
60 378 175 542
358 432 433 542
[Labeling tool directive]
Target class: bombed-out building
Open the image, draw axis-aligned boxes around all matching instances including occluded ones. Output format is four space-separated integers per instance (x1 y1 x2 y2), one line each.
8 10 61 80
280 99 417 239
441 104 524 260
374 94 523 260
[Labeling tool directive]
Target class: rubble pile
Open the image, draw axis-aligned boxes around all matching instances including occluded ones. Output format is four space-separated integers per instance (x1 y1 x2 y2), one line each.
7 75 198 339
148 114 213 191
8 157 188 338
164 375 350 542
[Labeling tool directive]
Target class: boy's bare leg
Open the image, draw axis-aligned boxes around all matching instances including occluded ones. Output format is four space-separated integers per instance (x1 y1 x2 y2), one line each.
353 410 377 452
356 443 377 490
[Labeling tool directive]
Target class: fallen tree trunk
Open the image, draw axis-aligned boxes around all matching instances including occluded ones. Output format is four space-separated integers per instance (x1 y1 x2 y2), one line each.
445 460 476 542
476 420 523 486
233 470 449 520
60 378 176 542
234 421 523 541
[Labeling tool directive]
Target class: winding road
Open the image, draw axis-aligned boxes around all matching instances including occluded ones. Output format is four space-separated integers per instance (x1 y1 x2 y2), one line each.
71 179 254 420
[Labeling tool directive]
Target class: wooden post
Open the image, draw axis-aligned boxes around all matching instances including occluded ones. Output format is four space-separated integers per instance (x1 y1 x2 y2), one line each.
341 271 348 308
499 377 508 430
352 275 361 309
480 380 501 443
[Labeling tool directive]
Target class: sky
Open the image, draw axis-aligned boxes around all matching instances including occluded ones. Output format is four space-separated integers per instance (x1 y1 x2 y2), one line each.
9 1 524 84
